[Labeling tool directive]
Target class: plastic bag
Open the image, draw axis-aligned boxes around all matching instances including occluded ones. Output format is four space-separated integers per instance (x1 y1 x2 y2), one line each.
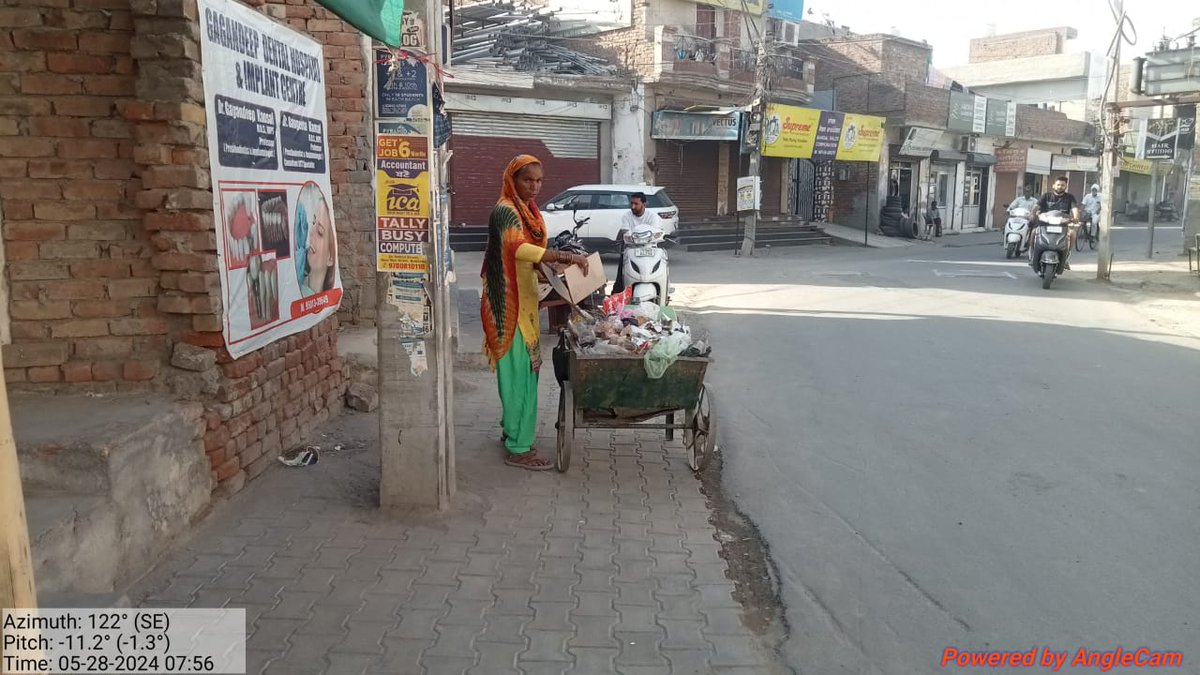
644 333 691 379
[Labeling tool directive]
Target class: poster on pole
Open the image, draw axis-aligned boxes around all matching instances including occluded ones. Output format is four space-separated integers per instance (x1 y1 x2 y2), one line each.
198 0 342 359
1139 118 1179 161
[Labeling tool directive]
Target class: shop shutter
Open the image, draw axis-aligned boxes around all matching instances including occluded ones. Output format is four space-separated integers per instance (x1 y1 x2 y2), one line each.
449 112 600 226
654 140 719 224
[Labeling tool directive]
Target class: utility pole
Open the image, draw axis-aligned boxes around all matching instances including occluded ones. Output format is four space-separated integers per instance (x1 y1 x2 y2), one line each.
739 15 773 258
1146 160 1158 257
377 0 454 510
1096 0 1124 279
1 353 37 623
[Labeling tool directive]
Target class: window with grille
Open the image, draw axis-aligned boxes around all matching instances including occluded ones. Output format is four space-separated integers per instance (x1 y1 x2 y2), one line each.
695 6 716 39
722 10 741 45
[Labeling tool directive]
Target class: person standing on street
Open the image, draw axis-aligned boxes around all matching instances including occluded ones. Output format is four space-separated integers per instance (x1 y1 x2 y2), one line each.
481 155 589 471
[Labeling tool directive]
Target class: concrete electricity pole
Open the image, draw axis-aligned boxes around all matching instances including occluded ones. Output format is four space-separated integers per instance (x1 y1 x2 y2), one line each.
0 353 37 616
739 16 773 258
378 0 454 510
1096 0 1125 279
1146 160 1158 257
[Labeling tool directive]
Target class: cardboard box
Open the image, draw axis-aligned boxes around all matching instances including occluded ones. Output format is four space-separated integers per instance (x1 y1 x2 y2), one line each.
541 252 606 306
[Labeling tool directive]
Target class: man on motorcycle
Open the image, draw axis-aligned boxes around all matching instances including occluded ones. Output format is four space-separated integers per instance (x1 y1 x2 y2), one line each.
612 192 661 293
1030 176 1082 269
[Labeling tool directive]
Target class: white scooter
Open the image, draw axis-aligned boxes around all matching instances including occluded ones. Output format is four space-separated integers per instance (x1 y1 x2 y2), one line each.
618 228 670 305
1003 207 1031 259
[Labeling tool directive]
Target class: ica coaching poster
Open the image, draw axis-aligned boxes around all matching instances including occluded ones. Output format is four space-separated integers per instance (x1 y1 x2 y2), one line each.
198 0 342 359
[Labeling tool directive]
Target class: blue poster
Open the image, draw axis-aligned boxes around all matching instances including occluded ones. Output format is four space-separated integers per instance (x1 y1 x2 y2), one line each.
770 0 804 22
375 49 429 121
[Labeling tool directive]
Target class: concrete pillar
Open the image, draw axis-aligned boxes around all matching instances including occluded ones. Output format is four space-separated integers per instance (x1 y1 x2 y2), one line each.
612 83 647 184
377 0 453 511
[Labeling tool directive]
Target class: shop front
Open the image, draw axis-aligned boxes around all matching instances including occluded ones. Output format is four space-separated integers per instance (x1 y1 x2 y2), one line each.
446 93 609 226
890 127 944 217
651 109 743 221
994 146 1052 225
760 104 886 226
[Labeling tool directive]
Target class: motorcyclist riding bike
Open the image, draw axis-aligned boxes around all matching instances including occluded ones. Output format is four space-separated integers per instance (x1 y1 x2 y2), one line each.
1029 176 1081 270
611 192 662 294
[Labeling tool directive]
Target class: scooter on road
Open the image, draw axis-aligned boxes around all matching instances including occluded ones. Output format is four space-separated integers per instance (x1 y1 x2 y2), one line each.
1004 207 1031 259
1030 210 1075 290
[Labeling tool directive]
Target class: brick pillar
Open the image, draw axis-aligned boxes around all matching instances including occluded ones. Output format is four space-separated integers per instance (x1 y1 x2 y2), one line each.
128 1 222 349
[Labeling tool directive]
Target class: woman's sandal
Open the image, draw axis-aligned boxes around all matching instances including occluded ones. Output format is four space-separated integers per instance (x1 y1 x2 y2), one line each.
505 449 554 471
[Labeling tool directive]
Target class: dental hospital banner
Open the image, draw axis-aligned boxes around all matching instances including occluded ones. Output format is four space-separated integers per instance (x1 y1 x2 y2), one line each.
199 0 343 359
762 104 884 162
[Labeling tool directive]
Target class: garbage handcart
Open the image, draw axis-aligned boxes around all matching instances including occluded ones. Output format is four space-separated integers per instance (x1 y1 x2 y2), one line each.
553 331 715 473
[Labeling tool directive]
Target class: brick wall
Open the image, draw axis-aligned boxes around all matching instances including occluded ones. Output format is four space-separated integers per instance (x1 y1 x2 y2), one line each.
830 161 872 227
1 0 347 496
1 0 153 389
969 29 1077 64
1016 105 1094 146
904 83 950 129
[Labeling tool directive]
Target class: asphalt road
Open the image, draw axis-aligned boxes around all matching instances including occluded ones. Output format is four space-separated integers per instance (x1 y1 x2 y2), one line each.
668 225 1200 674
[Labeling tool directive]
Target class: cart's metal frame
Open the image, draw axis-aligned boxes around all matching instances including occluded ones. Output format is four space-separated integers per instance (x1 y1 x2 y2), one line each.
554 336 716 473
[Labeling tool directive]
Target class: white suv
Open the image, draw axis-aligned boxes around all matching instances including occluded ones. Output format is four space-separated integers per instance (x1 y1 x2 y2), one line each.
541 185 679 250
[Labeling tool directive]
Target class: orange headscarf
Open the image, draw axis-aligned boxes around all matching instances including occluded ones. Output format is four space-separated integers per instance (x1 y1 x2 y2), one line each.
497 154 547 246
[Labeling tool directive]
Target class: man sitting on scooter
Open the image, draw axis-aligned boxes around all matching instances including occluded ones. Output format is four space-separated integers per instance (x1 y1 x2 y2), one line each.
612 192 661 293
1030 176 1081 268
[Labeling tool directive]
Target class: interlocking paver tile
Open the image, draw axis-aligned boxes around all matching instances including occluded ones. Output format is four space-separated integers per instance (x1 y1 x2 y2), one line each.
332 620 392 655
613 631 669 668
368 570 421 597
516 661 570 675
614 604 661 634
244 649 280 675
324 652 377 675
518 629 573 663
699 608 751 637
390 609 444 640
663 648 718 675
567 613 619 649
249 617 305 652
707 635 769 667
424 624 483 658
614 581 658 607
440 598 492 626
524 602 573 631
261 590 322 620
657 618 710 652
469 642 523 674
293 608 350 637
567 646 618 674
475 614 529 645
421 655 475 675
374 637 432 673
572 591 617 618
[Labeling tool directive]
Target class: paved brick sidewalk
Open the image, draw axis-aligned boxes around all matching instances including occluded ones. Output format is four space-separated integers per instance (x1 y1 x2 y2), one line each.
130 369 785 674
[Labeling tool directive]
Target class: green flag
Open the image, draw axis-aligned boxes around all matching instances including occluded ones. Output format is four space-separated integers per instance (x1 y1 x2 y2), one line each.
313 0 406 48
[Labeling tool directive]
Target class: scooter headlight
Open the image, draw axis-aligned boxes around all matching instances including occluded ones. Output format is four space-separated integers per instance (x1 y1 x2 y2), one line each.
652 260 661 274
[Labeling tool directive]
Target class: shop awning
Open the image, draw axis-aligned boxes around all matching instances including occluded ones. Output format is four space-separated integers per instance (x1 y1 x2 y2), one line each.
313 0 405 47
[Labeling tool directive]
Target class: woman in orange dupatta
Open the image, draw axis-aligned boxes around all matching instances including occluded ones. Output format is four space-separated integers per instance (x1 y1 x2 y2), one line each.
481 155 589 470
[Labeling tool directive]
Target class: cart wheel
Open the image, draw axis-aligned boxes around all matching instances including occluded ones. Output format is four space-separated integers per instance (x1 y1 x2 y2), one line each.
556 381 574 473
665 413 675 441
685 385 716 472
